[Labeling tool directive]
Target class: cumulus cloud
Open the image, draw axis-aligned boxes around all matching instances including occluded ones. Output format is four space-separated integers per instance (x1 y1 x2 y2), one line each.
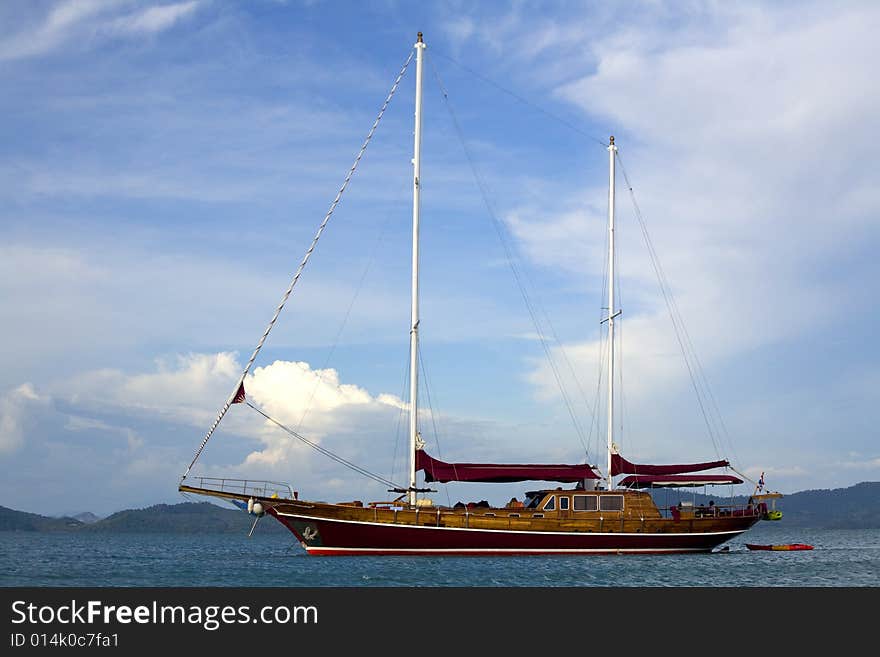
0 352 418 511
239 359 405 471
59 352 406 476
0 383 47 454
65 352 241 428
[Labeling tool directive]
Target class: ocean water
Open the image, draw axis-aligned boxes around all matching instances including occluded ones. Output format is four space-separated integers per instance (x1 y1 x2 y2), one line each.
2 524 878 587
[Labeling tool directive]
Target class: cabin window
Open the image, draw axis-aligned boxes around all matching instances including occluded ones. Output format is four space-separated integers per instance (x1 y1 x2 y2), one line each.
574 495 598 511
559 496 570 511
524 492 544 509
599 495 624 512
542 496 556 511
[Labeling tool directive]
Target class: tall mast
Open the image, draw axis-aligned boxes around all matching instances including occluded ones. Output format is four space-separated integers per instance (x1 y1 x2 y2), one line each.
606 136 618 491
408 32 426 507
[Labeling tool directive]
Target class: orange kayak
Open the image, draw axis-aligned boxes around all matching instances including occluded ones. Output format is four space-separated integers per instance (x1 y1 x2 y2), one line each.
746 543 813 551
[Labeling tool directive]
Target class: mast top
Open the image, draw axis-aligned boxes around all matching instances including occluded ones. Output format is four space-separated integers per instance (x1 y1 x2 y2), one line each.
609 135 615 146
417 32 424 43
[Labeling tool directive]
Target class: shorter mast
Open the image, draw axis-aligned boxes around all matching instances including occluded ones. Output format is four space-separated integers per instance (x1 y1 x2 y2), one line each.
408 32 426 507
606 136 618 491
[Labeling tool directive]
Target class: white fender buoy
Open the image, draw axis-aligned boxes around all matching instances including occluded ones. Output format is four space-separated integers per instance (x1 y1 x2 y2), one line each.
247 497 254 514
252 502 264 517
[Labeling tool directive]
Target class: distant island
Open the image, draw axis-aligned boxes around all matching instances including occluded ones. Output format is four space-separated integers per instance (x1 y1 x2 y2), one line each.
0 502 286 535
2 481 879 533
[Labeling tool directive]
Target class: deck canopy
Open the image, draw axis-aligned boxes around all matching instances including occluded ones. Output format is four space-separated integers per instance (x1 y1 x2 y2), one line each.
611 453 730 476
618 474 744 489
416 450 600 484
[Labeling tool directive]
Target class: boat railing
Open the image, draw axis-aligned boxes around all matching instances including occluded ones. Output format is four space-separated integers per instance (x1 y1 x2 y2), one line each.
184 476 294 500
664 502 764 519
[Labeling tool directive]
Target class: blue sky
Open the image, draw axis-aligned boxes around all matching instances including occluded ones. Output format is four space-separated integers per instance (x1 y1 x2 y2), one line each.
1 1 878 516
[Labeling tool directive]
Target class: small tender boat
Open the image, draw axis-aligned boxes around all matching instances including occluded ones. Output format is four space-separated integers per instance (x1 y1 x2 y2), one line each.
746 543 813 551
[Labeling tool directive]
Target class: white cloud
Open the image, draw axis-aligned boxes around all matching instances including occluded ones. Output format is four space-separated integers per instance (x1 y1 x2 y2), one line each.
0 242 408 386
109 1 200 35
504 198 604 277
65 352 243 427
239 359 405 471
440 16 475 55
0 383 47 454
0 352 418 511
0 0 203 62
840 456 880 471
0 0 109 61
560 6 880 151
60 352 406 474
499 4 879 400
428 3 880 492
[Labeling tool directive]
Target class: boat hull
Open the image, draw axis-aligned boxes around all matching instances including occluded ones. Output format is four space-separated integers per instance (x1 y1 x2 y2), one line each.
270 506 756 556
177 484 762 555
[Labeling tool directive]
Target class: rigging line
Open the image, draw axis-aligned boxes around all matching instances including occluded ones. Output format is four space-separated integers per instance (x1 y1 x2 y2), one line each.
618 157 731 461
728 465 760 488
418 345 452 508
588 331 607 463
506 211 597 428
390 348 411 485
534 302 597 466
295 201 400 434
619 158 719 455
427 52 591 461
245 400 402 490
614 152 725 459
431 49 607 148
181 50 415 480
529 282 596 424
649 239 741 464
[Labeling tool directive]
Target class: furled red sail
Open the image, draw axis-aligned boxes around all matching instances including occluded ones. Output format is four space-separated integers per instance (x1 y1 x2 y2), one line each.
611 453 729 476
618 474 743 489
416 450 599 484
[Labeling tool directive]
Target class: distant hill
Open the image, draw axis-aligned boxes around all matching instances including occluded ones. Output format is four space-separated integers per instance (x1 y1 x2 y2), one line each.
0 506 85 532
72 512 101 524
85 502 285 534
767 482 880 528
0 502 285 535
2 482 878 533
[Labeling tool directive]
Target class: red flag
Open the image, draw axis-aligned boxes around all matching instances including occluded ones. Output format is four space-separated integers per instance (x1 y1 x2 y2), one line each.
232 382 246 404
